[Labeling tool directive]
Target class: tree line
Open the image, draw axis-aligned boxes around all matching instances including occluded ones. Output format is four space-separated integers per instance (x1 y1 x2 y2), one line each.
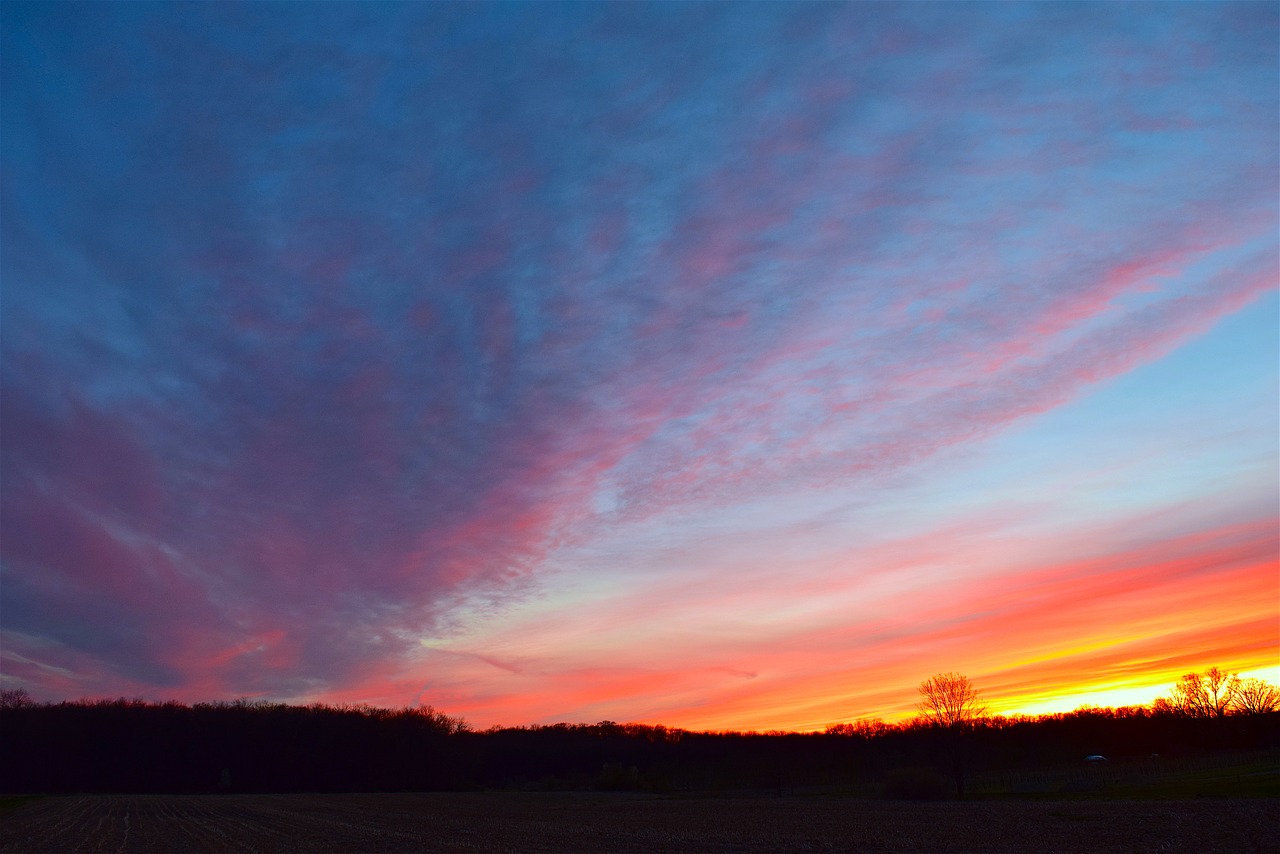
900 668 1278 798
1 668 1275 796
909 668 1279 729
1154 668 1279 718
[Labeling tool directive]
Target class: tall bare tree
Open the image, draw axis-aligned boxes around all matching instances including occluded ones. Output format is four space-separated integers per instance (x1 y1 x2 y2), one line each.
915 672 988 800
1231 677 1280 715
1169 668 1240 717
917 672 988 728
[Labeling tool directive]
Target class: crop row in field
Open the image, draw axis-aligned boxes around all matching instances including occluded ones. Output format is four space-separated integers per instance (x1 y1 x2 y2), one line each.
2 792 1278 853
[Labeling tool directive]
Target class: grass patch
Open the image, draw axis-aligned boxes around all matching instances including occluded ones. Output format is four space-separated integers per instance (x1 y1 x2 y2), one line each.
0 795 44 814
970 751 1280 801
1099 767 1280 799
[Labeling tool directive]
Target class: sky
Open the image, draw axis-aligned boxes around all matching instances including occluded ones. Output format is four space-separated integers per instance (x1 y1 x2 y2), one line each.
1 2 1277 732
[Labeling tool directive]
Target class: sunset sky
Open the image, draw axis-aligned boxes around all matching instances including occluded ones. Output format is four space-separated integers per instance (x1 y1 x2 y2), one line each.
2 3 1276 731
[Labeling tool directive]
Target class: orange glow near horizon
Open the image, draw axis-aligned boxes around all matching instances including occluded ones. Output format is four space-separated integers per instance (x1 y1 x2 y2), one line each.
337 515 1279 733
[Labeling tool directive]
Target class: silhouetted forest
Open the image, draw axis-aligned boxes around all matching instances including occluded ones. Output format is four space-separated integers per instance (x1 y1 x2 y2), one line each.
2 693 1276 796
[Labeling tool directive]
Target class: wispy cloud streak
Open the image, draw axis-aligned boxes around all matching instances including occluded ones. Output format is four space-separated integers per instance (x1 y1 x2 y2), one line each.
2 3 1275 724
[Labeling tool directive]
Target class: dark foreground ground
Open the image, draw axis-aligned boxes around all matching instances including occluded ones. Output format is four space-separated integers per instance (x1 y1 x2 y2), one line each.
3 793 1278 854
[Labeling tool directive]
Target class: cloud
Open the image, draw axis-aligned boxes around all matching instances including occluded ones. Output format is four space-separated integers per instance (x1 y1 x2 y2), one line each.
1 3 1275 719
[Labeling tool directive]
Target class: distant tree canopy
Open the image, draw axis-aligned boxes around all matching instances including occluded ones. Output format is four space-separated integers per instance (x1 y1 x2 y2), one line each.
0 687 34 709
916 672 988 728
1 679 1277 796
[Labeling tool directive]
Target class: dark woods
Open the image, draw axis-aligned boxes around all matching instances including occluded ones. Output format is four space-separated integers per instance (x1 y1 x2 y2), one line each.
0 697 468 794
2 692 1276 797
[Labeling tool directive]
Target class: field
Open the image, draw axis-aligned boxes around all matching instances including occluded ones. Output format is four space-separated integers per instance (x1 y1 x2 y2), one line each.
2 792 1277 853
967 750 1280 799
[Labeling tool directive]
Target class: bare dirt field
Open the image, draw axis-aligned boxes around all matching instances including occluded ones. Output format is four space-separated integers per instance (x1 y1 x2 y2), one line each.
2 792 1276 853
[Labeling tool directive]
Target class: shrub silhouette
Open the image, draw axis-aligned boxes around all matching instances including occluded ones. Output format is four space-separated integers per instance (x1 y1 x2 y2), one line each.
882 767 952 800
596 762 641 791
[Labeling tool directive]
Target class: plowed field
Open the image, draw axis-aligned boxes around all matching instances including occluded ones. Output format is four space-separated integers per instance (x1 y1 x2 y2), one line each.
2 792 1276 853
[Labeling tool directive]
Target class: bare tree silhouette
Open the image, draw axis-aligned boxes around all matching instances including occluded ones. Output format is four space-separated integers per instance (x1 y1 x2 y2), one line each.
1169 668 1240 718
915 673 988 800
917 672 988 728
1231 677 1280 715
0 688 34 709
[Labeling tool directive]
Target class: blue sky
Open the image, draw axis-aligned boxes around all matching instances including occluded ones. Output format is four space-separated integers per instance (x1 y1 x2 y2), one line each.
2 2 1276 728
